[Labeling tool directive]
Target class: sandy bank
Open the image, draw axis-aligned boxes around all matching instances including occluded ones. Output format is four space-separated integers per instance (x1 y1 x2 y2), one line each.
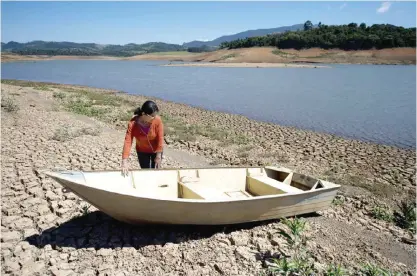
162 62 329 68
1 54 120 63
1 80 416 275
2 47 416 65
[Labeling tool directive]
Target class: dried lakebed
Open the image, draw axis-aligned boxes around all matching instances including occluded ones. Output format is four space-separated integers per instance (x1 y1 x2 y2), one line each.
1 80 415 275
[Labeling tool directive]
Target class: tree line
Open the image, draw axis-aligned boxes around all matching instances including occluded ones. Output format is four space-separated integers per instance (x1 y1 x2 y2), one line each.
2 41 187 57
219 21 416 50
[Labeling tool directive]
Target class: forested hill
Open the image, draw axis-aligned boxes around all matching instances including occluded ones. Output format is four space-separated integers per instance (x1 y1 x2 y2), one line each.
1 41 187 57
182 23 305 48
219 21 416 50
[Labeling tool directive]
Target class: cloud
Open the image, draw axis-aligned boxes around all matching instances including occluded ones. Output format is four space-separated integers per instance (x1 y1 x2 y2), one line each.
339 3 347 10
377 2 392 13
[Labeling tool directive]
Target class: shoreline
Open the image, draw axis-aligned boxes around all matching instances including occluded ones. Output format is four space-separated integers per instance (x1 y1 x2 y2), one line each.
2 47 416 65
1 78 413 151
2 79 415 199
161 62 331 68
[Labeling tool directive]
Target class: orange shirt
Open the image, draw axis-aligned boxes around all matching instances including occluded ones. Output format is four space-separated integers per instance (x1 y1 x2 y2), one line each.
122 116 164 159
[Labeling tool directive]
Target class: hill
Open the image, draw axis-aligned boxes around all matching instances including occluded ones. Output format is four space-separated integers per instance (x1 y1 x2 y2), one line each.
220 22 416 51
1 41 186 57
182 23 304 48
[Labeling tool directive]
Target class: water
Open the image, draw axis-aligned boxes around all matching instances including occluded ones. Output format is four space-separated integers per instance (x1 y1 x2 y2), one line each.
2 60 415 149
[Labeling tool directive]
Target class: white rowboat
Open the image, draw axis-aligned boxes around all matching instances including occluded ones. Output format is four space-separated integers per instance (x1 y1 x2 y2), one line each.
45 166 340 225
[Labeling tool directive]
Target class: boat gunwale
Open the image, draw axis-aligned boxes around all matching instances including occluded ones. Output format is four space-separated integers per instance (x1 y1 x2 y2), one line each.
45 168 341 204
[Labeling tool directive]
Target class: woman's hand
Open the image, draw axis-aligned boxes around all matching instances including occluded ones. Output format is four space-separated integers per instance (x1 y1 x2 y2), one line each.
121 159 129 176
154 153 162 169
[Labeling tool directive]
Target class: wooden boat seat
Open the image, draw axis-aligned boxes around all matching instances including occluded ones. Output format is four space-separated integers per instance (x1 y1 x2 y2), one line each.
179 181 230 200
247 175 303 196
179 175 252 200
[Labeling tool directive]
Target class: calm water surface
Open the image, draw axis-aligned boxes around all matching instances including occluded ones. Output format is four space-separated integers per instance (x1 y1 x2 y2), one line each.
2 60 415 149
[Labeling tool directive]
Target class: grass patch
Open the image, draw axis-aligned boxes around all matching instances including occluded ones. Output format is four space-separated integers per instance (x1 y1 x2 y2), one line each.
267 217 315 275
360 262 402 276
265 217 403 275
394 200 416 234
371 205 394 222
366 199 416 234
1 96 19 112
1 79 60 89
220 53 238 60
272 49 298 58
325 264 348 276
161 113 251 145
65 98 109 118
35 85 52 91
118 109 135 121
53 91 66 100
332 196 345 206
70 90 122 107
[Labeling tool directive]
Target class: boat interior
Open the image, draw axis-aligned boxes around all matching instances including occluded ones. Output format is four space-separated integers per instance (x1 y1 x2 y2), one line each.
81 166 328 201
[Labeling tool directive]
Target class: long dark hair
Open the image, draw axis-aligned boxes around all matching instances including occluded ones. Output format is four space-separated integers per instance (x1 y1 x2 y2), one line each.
134 100 159 116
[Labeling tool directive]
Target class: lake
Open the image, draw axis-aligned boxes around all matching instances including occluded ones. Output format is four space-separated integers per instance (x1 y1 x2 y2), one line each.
2 60 416 149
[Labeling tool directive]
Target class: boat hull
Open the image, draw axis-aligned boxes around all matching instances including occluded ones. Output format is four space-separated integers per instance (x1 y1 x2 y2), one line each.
48 172 339 225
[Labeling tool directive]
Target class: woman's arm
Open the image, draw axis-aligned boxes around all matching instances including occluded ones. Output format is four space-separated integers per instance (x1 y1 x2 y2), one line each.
122 120 134 160
154 119 164 154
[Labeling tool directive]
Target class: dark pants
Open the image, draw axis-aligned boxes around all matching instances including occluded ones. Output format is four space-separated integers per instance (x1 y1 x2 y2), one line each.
137 151 162 169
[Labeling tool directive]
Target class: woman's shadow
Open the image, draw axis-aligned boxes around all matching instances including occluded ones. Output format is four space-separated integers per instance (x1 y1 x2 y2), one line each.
25 211 292 250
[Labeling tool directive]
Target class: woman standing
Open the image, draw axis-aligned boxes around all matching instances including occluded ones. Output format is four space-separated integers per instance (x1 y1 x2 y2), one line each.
121 100 164 175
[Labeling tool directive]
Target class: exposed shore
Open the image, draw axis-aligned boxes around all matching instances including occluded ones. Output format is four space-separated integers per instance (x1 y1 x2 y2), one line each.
1 79 416 275
162 62 330 68
2 46 416 65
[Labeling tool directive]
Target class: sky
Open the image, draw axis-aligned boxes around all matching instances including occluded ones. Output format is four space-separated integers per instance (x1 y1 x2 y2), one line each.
1 1 416 45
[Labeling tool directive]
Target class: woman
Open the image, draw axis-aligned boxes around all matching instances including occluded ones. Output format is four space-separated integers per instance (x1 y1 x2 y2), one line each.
121 100 164 175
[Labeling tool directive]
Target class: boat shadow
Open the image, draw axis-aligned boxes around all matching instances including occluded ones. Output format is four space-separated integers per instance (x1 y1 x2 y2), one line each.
25 211 320 250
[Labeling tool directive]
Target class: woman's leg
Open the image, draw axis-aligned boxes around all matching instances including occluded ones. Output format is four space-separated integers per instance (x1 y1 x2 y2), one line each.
137 152 152 169
150 153 156 168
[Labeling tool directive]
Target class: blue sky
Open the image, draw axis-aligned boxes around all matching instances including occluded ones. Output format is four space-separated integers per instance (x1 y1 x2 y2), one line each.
1 1 416 45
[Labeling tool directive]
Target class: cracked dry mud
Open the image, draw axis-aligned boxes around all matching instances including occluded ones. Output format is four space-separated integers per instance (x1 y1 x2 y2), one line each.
1 83 416 276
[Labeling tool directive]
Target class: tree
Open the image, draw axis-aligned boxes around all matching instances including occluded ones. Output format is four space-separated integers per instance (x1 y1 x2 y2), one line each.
304 20 313 31
214 22 416 51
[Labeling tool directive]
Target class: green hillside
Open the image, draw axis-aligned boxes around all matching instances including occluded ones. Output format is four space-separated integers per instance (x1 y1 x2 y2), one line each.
1 41 187 57
220 21 416 50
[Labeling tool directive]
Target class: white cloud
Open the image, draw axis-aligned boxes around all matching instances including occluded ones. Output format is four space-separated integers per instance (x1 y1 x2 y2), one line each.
377 2 392 13
339 3 347 10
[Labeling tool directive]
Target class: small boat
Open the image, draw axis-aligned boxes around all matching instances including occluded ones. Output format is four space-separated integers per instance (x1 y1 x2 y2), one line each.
45 166 340 225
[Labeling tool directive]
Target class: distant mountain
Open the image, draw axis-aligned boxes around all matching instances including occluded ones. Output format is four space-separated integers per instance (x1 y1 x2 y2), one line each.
1 23 309 56
1 41 186 57
183 23 305 48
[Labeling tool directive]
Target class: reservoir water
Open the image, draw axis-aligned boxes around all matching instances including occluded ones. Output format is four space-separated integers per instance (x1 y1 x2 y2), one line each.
2 60 415 149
